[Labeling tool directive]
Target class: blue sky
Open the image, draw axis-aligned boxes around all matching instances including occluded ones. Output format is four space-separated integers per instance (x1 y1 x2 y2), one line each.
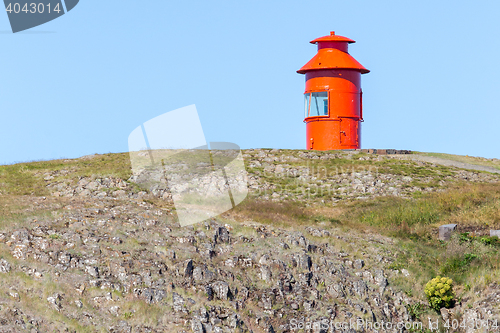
1 0 500 165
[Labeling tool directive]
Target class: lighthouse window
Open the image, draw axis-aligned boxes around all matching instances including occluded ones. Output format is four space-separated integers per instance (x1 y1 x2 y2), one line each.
304 91 328 117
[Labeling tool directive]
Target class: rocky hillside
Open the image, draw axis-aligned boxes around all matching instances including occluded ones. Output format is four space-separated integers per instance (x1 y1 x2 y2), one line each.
0 149 499 332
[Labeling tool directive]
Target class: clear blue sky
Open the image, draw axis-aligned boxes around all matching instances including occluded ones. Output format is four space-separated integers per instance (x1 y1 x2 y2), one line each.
1 0 500 165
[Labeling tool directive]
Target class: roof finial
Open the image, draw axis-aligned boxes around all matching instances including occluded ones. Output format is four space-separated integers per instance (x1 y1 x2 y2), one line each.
330 31 335 36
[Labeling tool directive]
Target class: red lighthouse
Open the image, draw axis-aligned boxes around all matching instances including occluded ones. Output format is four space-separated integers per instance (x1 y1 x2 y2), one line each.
298 31 369 150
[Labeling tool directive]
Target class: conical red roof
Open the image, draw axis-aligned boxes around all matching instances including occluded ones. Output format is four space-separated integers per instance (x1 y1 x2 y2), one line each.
298 31 369 74
297 48 369 74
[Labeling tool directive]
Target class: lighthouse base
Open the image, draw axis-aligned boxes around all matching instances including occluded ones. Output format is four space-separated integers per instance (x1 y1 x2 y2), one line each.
306 117 360 150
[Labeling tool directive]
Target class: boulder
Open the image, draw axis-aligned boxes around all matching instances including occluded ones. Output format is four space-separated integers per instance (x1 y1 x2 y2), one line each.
439 224 457 241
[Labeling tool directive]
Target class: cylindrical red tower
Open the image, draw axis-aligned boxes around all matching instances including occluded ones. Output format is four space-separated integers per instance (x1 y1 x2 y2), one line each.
297 31 369 150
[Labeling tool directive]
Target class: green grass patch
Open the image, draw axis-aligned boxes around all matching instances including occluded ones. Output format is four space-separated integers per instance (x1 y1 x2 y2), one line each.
0 153 133 196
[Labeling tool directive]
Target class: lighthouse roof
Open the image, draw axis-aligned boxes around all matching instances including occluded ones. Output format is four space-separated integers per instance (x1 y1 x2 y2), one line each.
297 48 370 74
310 31 355 44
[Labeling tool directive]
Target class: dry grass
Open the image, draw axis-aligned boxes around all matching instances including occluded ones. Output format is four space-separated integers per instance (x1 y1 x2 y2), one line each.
232 182 500 241
421 152 500 171
340 182 500 238
230 200 309 228
0 195 62 231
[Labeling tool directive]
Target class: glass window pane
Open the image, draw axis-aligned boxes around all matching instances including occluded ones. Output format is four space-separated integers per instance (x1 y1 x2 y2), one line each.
304 91 328 117
304 93 311 118
305 92 328 117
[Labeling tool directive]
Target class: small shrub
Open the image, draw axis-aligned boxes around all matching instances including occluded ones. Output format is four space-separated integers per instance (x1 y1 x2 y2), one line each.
479 236 500 247
406 302 425 320
424 276 455 311
459 232 473 244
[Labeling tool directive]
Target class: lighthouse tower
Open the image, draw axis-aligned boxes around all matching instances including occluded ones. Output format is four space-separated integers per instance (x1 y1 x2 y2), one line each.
298 31 369 150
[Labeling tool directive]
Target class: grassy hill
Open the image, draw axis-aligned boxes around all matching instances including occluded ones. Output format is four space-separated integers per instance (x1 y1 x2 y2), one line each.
0 150 499 332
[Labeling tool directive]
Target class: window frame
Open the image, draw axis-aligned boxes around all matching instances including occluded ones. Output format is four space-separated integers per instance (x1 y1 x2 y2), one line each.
304 91 329 118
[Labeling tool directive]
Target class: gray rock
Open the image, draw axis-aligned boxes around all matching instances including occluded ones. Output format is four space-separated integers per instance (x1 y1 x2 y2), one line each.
353 259 365 269
215 227 230 243
193 265 216 282
9 291 20 301
440 307 449 321
307 244 318 253
490 230 500 237
259 254 271 265
261 293 273 310
0 259 11 273
142 288 166 304
374 269 388 292
279 242 290 250
193 266 204 281
11 229 30 242
306 227 324 238
199 243 216 258
260 265 272 281
382 303 392 320
58 252 71 265
109 305 120 316
176 259 193 277
327 282 346 298
439 224 457 241
172 292 185 312
204 285 214 301
298 236 308 247
298 272 313 286
211 281 231 300
303 300 314 311
112 237 123 245
295 253 312 271
86 266 99 278
191 318 204 333
362 270 374 282
194 306 209 323
47 293 62 311
109 321 132 333
228 312 241 329
352 280 368 297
